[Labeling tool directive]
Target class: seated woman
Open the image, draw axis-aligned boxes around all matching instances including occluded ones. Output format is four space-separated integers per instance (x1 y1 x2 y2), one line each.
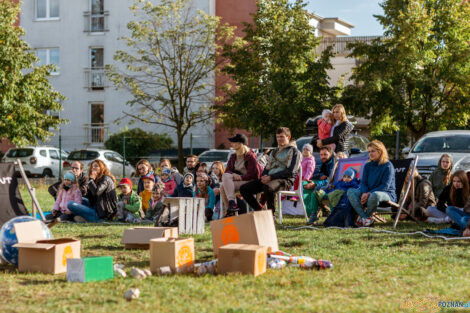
194 173 216 221
347 140 396 227
209 161 225 198
429 154 452 199
46 171 82 222
67 160 118 222
400 169 436 221
427 170 469 224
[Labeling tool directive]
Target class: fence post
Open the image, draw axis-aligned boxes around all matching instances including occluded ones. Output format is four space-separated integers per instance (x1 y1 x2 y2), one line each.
190 133 193 155
59 134 62 179
122 135 126 177
395 129 400 160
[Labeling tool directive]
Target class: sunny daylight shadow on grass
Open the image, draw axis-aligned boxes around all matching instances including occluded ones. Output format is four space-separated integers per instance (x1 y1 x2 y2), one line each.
0 185 469 312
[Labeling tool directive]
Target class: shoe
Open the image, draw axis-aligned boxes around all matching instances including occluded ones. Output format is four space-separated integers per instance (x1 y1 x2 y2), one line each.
226 200 239 216
307 213 318 224
362 217 374 227
356 216 363 227
73 216 87 223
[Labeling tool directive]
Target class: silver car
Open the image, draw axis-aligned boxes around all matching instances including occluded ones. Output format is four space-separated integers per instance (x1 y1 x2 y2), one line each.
63 149 135 179
405 130 470 177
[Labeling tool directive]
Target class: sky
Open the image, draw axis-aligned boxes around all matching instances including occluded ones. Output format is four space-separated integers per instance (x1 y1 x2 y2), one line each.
304 0 385 36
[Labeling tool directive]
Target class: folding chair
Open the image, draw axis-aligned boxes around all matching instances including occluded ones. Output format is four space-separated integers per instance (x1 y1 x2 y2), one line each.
277 165 308 223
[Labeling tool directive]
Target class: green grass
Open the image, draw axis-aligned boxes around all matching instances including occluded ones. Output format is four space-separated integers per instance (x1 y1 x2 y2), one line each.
1 185 469 312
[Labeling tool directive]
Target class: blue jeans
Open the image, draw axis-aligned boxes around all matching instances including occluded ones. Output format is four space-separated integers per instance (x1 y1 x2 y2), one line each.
67 201 99 222
446 206 470 230
347 188 391 218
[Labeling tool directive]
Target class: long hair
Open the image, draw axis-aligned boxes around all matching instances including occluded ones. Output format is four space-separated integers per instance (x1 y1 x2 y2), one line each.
135 159 153 177
195 173 209 199
367 140 389 165
450 170 469 206
87 159 116 186
159 158 172 169
438 154 453 186
331 104 347 123
211 161 225 180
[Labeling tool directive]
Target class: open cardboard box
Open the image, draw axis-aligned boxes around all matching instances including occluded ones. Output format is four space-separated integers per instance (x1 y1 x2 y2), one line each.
13 220 80 274
121 227 178 249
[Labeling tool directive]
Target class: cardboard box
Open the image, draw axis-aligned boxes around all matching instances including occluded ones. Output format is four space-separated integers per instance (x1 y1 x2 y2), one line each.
210 211 278 256
13 221 80 274
121 227 178 249
218 244 268 276
66 256 114 282
150 237 194 274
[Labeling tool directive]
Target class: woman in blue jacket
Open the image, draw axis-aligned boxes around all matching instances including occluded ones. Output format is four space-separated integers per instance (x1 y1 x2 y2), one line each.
347 140 396 227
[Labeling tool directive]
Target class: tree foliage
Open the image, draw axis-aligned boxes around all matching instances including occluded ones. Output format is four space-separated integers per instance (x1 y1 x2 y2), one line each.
220 0 337 139
342 0 470 140
104 128 173 165
0 1 65 146
106 0 240 169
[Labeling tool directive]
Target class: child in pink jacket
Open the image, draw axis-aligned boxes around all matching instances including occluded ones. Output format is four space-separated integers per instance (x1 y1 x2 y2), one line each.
161 167 177 196
46 171 82 222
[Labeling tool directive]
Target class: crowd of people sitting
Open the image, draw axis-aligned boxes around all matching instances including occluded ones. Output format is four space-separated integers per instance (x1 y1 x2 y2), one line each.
44 104 470 237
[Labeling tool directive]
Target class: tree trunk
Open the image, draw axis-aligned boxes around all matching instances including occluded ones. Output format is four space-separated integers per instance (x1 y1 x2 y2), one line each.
177 131 184 173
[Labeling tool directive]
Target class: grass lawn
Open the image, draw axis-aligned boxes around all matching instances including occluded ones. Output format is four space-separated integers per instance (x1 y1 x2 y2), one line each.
1 185 469 312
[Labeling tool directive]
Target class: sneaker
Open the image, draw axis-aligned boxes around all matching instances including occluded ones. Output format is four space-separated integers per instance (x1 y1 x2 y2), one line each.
427 217 446 224
307 213 318 224
362 217 374 227
73 216 87 223
356 216 363 227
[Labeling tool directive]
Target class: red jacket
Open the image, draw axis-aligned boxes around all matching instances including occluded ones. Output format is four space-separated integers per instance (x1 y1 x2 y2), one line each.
163 178 177 196
226 150 261 181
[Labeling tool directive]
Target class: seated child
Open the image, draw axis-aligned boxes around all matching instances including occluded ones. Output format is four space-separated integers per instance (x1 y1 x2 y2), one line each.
171 172 194 197
194 173 215 221
46 171 81 222
117 178 142 223
139 173 155 213
144 182 166 223
161 167 177 196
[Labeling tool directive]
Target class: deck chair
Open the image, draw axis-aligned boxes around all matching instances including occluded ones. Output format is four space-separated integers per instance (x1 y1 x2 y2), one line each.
0 163 30 227
375 156 419 228
277 165 308 223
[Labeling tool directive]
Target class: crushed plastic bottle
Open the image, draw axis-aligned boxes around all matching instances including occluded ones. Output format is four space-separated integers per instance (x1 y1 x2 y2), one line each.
194 260 217 275
268 254 333 269
267 257 287 269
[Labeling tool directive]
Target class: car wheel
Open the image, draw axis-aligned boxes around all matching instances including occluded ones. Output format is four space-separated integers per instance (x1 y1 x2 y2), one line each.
42 169 53 178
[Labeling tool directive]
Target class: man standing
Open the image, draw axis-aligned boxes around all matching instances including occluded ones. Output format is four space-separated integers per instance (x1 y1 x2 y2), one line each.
240 127 301 215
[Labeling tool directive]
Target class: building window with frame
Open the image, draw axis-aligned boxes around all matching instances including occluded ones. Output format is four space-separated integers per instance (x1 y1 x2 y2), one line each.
36 0 59 20
36 48 60 75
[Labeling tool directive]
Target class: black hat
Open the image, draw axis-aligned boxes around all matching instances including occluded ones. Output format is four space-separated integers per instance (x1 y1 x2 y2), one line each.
228 133 248 145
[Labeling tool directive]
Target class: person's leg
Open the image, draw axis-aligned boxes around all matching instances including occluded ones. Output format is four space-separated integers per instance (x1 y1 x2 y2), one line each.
240 180 265 211
205 207 213 221
67 201 99 222
365 191 391 217
116 201 125 220
221 173 235 203
82 197 90 207
426 206 447 219
263 179 290 214
302 181 319 221
347 188 366 219
446 206 470 230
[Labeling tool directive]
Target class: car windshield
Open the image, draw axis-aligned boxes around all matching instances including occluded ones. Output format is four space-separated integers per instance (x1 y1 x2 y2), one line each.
198 151 230 162
412 135 470 153
6 148 33 157
68 150 100 160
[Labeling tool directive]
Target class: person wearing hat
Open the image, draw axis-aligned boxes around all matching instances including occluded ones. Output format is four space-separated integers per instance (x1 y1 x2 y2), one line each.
45 171 82 222
117 178 143 223
161 167 177 196
171 172 195 197
220 133 262 215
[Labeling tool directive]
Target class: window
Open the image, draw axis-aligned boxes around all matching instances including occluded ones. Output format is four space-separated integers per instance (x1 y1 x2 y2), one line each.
91 0 105 32
36 48 60 75
90 103 104 143
6 149 34 158
49 150 59 160
39 150 47 157
89 48 104 89
36 0 59 20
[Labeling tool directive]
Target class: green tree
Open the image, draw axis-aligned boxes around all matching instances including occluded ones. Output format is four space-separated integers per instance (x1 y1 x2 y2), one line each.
220 0 336 139
106 0 240 170
342 0 470 140
0 1 65 146
104 128 173 165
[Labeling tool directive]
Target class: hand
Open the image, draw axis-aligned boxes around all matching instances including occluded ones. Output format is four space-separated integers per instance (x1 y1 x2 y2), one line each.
64 209 72 215
304 182 316 190
463 228 470 237
319 175 327 180
360 192 370 205
261 175 271 184
316 139 323 148
52 211 57 216
232 174 242 181
213 188 220 196
89 169 98 180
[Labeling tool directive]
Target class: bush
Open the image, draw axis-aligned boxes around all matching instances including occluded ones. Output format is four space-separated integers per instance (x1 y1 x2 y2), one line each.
105 128 173 165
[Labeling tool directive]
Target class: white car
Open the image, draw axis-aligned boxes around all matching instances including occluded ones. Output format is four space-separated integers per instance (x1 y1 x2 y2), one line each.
63 149 135 179
2 146 68 177
198 149 233 168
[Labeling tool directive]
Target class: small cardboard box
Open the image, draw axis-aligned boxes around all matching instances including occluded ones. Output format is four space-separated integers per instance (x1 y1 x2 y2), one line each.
121 227 178 249
218 244 268 277
13 221 80 274
210 211 278 256
66 256 114 282
150 237 194 274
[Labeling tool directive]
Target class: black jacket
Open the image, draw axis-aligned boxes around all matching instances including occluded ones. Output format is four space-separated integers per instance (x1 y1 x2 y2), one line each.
321 121 354 153
171 183 194 197
87 175 117 220
437 184 466 213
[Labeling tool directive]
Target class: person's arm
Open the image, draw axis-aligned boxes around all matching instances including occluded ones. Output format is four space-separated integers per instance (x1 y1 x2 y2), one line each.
52 190 61 212
415 181 433 212
207 188 216 210
368 163 394 194
269 147 301 180
125 193 142 213
436 185 450 212
225 155 235 174
321 122 353 146
463 196 470 214
88 176 111 196
72 188 82 204
241 153 261 181
170 185 180 197
359 164 370 194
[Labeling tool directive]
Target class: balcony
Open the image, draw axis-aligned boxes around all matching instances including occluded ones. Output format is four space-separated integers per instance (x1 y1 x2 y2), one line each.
84 68 106 90
84 123 108 145
317 36 381 56
83 11 109 33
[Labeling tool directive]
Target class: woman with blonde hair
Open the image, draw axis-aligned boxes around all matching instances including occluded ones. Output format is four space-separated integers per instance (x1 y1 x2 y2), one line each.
347 140 396 227
316 104 354 154
68 159 118 222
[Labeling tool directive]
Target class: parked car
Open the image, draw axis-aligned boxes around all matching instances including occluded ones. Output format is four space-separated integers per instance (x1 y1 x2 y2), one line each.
62 149 135 179
404 130 470 177
197 149 232 168
2 146 68 177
